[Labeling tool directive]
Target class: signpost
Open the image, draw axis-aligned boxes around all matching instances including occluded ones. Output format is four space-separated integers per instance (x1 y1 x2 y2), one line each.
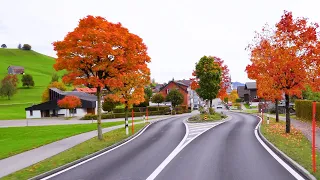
312 101 316 173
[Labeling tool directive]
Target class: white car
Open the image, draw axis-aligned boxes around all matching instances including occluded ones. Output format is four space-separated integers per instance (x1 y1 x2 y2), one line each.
216 104 223 109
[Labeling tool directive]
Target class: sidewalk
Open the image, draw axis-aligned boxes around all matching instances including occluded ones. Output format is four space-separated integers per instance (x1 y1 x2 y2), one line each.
0 115 168 128
269 114 320 151
0 114 188 178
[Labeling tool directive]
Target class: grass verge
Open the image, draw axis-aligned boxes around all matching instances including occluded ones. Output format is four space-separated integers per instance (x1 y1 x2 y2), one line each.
243 109 259 114
261 117 320 179
2 123 148 180
188 113 226 123
0 120 141 160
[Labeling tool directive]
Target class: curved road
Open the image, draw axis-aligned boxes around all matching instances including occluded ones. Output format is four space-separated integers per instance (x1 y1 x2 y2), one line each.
43 112 302 180
155 112 298 180
47 115 189 180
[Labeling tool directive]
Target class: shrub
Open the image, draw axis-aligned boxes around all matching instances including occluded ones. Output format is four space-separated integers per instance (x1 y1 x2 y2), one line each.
21 74 35 88
295 100 320 122
113 108 125 113
236 98 242 103
51 73 59 83
1 44 7 48
147 106 158 111
102 97 119 112
151 93 164 107
22 44 32 50
209 107 215 115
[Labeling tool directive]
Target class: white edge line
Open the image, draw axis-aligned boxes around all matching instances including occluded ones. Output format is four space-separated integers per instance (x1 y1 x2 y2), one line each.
146 119 230 180
41 123 153 180
253 115 304 180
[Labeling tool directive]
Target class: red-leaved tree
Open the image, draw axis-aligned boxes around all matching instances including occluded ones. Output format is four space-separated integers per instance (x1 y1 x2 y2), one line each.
57 95 82 117
246 11 320 133
53 15 150 140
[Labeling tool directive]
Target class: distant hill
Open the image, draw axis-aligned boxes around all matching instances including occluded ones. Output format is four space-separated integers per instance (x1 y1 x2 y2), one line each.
231 82 244 90
0 48 63 119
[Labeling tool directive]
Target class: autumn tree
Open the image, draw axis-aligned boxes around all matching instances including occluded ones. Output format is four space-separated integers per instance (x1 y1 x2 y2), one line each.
228 90 239 103
21 74 35 88
166 89 184 108
0 75 18 100
256 76 283 122
42 81 67 102
191 56 223 107
246 11 320 133
151 93 165 109
57 95 82 117
109 69 150 134
53 15 150 140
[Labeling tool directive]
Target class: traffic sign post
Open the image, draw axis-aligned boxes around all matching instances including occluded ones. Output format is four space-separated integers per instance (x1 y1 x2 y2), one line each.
267 114 270 125
312 101 317 173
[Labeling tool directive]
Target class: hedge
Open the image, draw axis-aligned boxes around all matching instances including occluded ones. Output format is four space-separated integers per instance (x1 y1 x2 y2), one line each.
295 100 320 122
81 110 171 120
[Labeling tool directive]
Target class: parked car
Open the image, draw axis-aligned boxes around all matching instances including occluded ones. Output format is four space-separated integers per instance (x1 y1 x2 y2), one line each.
216 104 223 109
193 104 199 110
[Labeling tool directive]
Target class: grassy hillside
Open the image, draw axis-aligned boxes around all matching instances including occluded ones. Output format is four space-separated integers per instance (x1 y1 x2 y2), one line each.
0 49 63 119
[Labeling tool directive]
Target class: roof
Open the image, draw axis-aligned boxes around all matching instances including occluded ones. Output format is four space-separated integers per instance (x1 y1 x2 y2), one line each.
237 86 249 98
245 82 257 90
177 79 192 86
159 81 188 93
25 98 96 111
74 88 97 94
50 88 97 101
7 66 24 70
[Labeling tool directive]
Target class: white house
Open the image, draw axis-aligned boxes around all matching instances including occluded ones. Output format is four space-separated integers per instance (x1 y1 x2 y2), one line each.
25 88 98 119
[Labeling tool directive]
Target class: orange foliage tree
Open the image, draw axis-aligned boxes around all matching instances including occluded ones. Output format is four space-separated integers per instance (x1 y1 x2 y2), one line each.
246 11 320 133
108 69 150 127
57 95 82 117
191 56 230 103
53 15 151 139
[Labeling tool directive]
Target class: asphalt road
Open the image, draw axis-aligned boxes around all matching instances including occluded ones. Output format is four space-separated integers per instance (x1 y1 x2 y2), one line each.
155 112 298 180
48 114 189 180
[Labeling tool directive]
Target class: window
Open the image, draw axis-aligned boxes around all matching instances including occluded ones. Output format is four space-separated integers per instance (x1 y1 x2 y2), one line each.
69 108 77 114
166 89 170 94
30 110 33 116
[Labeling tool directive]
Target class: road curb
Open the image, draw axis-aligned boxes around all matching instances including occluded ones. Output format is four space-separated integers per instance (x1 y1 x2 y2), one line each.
29 115 183 180
186 114 231 123
233 111 316 180
29 124 151 180
257 121 316 180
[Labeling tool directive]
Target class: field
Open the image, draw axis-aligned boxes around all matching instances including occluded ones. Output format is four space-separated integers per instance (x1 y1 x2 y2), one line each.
0 49 62 119
0 120 141 160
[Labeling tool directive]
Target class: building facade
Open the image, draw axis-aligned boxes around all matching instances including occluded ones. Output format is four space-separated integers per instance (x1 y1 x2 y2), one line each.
25 88 98 119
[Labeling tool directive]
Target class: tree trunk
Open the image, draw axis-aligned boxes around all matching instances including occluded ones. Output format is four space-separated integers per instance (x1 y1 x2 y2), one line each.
209 100 212 108
275 99 279 122
97 87 103 140
285 94 290 133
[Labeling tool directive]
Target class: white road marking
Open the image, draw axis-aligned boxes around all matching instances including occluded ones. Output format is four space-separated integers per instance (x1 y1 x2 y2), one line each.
189 128 211 132
146 119 231 180
41 123 154 180
254 116 305 180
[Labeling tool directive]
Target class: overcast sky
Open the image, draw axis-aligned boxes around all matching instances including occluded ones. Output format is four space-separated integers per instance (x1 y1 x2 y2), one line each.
1 0 319 84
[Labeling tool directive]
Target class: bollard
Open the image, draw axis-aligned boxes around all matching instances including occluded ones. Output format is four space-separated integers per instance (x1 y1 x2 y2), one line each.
267 114 270 124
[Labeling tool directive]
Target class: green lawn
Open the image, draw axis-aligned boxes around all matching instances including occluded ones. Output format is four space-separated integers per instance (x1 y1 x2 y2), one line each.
2 123 148 180
0 103 34 119
261 117 320 179
0 120 141 160
244 103 250 109
0 49 65 119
